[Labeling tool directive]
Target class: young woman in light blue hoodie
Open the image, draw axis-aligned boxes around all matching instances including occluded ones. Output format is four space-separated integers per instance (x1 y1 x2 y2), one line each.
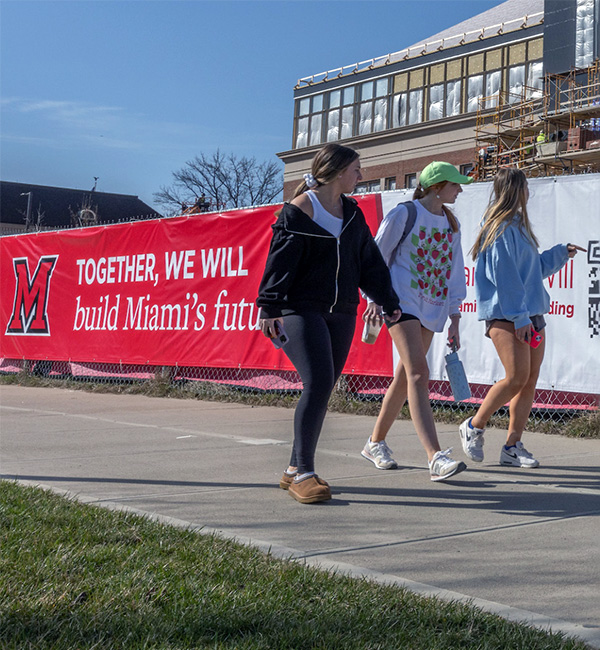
459 168 585 468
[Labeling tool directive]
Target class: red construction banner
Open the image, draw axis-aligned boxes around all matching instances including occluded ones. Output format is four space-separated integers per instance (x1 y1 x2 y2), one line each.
0 195 394 375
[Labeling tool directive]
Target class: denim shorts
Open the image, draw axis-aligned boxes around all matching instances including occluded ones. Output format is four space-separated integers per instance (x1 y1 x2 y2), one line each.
485 314 546 338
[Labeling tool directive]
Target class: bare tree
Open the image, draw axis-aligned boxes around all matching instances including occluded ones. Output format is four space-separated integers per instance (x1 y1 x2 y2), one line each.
18 198 45 232
154 150 283 215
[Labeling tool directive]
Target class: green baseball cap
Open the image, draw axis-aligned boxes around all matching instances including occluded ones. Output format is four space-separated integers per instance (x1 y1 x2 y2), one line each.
419 161 474 189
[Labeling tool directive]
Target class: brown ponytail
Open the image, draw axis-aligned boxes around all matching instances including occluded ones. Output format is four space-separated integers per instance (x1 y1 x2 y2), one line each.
275 143 360 218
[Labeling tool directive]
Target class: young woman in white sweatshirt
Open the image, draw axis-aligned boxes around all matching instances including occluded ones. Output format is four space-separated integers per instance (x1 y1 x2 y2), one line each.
362 161 472 482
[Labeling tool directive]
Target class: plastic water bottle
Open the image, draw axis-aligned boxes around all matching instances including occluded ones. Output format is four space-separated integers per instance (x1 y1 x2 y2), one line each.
444 341 471 402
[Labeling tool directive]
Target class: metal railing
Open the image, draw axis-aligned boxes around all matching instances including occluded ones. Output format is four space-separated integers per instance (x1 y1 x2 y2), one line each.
296 13 544 88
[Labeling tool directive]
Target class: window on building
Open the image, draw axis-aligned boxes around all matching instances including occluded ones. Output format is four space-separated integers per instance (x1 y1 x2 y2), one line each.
429 84 444 121
355 180 381 194
310 94 324 146
309 113 323 146
508 65 526 103
467 75 484 113
374 79 389 132
293 36 543 149
446 79 462 117
393 69 424 126
295 93 326 148
408 89 424 124
358 79 390 135
295 97 310 148
427 80 463 121
527 60 544 99
460 163 474 177
404 173 417 189
392 92 408 128
341 86 355 139
384 177 397 191
485 70 502 108
326 89 341 142
359 82 374 135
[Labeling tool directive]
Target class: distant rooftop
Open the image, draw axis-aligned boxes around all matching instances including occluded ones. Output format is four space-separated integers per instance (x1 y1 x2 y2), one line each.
0 180 160 231
296 0 544 88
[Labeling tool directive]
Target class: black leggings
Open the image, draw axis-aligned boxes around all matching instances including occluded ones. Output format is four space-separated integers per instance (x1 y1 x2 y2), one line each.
282 312 356 474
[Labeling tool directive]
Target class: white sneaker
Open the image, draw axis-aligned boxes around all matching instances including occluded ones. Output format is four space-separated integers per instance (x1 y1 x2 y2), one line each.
459 417 485 462
500 441 539 468
428 448 466 482
361 437 398 470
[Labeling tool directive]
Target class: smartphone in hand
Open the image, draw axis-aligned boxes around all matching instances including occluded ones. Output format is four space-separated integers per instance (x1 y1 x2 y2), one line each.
527 327 543 349
271 321 289 349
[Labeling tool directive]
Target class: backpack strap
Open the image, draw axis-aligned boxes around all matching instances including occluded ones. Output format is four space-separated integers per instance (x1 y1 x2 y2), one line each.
390 200 417 263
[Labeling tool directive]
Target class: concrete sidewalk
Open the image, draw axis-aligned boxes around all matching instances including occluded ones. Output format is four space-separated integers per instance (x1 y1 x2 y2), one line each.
1 384 599 647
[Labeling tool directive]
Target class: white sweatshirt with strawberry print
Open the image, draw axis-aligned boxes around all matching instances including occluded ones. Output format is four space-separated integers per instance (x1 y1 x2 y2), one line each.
371 200 466 333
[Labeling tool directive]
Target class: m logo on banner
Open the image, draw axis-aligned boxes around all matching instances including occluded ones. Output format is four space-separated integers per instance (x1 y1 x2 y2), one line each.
6 256 58 335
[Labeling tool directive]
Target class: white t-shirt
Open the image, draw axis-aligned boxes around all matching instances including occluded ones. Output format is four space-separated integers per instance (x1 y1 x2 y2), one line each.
372 199 466 332
306 190 343 237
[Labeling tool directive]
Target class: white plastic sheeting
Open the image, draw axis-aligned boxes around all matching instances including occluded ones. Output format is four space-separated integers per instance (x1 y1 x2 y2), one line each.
381 173 600 393
359 103 372 135
327 110 339 142
576 0 596 68
467 75 484 112
508 65 526 103
296 117 308 148
309 114 322 146
527 61 544 98
485 70 501 108
408 89 423 124
295 48 544 148
429 84 444 120
341 106 354 139
446 80 462 116
373 98 388 132
393 93 407 128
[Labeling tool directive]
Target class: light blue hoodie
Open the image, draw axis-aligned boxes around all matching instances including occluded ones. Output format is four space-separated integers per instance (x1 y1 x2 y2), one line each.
475 218 569 330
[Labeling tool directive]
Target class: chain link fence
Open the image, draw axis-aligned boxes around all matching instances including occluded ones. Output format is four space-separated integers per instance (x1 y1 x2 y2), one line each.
2 358 598 432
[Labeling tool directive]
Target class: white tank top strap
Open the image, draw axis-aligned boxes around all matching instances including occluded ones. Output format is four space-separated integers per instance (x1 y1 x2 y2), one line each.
306 190 343 237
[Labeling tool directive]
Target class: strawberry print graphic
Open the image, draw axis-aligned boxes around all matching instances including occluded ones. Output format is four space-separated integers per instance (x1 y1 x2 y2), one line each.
409 225 454 302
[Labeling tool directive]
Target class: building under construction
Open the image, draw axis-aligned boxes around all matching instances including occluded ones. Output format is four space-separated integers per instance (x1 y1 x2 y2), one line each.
278 0 600 196
475 59 600 179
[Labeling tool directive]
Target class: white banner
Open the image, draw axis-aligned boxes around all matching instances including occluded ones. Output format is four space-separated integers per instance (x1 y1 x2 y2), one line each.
381 173 600 394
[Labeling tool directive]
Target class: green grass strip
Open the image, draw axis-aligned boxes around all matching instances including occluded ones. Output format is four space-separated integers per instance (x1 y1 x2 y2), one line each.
0 481 591 650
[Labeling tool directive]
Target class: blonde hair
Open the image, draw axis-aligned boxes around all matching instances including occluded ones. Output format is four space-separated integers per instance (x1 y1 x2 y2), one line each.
471 168 537 260
292 143 359 198
413 182 459 233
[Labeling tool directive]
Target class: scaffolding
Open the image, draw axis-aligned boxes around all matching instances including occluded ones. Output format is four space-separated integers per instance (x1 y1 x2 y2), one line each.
475 60 600 179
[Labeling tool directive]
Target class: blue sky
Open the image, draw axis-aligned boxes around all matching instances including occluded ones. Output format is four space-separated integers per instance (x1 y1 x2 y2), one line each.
1 0 504 211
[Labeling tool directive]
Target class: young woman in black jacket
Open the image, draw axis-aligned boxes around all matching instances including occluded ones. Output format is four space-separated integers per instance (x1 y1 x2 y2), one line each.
257 143 401 504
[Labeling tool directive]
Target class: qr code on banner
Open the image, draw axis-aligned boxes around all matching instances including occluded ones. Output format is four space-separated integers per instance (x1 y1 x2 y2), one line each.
589 241 600 338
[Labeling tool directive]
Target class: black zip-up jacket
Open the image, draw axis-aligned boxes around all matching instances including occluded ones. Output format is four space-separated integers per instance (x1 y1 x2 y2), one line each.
256 195 400 318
